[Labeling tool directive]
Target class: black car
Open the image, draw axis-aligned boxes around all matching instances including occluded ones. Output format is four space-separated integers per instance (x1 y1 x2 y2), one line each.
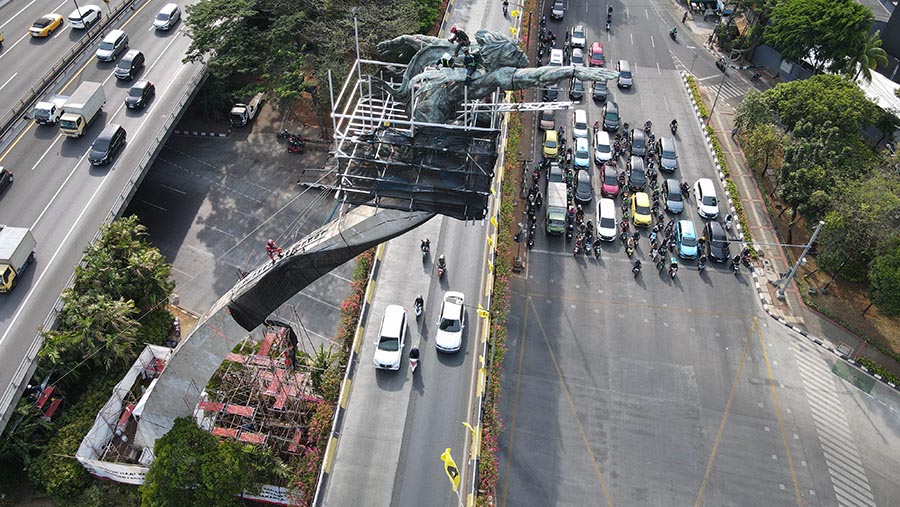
569 78 584 101
542 85 559 102
125 80 155 109
0 167 13 194
115 49 145 80
88 124 127 165
704 221 730 262
630 128 646 158
628 156 646 190
574 170 593 204
547 162 563 184
592 81 608 102
602 101 619 131
658 136 678 172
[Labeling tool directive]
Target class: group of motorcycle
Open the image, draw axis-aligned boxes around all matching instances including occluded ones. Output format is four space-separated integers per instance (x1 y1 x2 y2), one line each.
569 206 602 258
277 129 306 154
524 181 544 249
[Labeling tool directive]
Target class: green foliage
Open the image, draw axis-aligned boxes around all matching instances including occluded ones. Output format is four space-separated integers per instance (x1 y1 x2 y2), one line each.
868 238 900 316
413 0 443 33
744 123 784 175
301 344 336 396
0 401 53 466
766 75 879 135
734 90 775 132
141 418 277 507
685 75 707 118
855 355 900 385
817 172 900 281
765 0 874 74
139 308 177 346
704 126 755 250
845 30 889 82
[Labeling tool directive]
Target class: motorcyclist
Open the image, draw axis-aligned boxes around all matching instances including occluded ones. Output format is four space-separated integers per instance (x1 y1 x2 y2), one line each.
437 254 446 268
670 119 678 131
415 294 424 310
421 238 431 253
449 26 471 56
725 213 734 229
670 27 678 38
632 259 642 274
502 0 509 15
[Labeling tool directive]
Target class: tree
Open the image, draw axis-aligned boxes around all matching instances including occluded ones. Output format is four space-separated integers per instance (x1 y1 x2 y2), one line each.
141 418 278 507
734 90 777 132
874 107 900 146
765 75 880 136
845 30 889 82
744 123 784 176
817 171 900 281
868 238 900 316
765 0 874 74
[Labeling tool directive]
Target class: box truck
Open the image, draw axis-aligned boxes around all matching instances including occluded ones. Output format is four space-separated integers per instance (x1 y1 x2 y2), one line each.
59 82 106 137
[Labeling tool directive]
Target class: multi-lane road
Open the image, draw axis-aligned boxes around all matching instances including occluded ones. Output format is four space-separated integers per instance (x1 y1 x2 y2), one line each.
498 1 900 506
0 0 201 429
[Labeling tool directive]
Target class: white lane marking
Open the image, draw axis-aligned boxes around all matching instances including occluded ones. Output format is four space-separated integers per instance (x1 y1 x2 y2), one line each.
0 0 41 29
141 200 166 211
30 133 63 170
630 33 633 45
0 72 17 91
185 245 214 258
30 149 91 227
158 183 186 194
650 35 655 48
0 157 113 350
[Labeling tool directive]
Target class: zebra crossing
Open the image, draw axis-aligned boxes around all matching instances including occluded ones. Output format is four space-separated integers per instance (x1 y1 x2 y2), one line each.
793 350 877 507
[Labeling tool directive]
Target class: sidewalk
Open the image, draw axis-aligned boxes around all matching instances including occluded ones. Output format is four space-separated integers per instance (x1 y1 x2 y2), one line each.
684 20 900 379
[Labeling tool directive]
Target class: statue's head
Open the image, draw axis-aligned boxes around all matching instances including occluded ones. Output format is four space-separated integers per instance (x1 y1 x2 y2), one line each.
474 30 528 70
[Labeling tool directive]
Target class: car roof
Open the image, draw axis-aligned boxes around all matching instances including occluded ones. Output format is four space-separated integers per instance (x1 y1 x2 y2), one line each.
442 291 464 315
545 130 558 141
575 137 588 149
678 220 696 236
381 305 406 337
104 29 125 41
591 42 603 52
660 136 675 149
632 129 644 139
697 178 715 192
161 3 179 12
596 131 610 143
133 79 151 88
573 24 585 32
122 49 141 60
631 156 644 168
707 220 726 238
606 101 618 111
634 192 650 205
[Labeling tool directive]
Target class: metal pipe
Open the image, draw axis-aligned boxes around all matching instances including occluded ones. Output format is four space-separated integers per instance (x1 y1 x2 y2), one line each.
777 220 824 299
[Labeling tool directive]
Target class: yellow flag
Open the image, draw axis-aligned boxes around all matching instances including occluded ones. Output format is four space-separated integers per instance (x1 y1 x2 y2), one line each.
440 448 461 492
509 27 518 37
511 9 521 17
477 305 490 319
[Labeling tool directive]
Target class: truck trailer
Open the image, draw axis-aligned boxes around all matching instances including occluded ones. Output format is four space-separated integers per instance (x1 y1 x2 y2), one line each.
0 226 37 292
59 82 106 137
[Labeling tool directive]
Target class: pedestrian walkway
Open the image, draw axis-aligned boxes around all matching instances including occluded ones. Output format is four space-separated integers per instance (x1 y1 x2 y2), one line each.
695 74 745 100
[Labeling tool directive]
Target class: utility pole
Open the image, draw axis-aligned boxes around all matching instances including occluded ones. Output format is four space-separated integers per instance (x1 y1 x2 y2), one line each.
777 220 825 300
706 65 728 126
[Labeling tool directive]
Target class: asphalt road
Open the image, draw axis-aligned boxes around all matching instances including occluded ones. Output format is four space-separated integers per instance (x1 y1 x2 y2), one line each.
0 0 200 427
497 0 900 506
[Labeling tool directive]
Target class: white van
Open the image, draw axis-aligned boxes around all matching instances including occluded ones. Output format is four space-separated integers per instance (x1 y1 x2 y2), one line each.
596 198 617 241
572 109 588 139
549 49 564 66
68 5 101 29
154 3 181 30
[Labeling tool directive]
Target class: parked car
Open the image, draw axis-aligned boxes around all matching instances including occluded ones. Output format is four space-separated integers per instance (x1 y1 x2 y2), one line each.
589 42 605 67
436 292 465 353
694 178 720 218
631 192 652 227
68 5 101 29
115 49 145 80
704 220 730 262
592 80 608 102
30 14 63 37
125 80 155 109
600 164 619 197
570 25 586 48
663 178 684 213
373 305 407 370
574 170 593 204
153 3 181 30
602 101 619 131
88 124 126 165
95 29 128 61
594 131 612 162
676 219 698 259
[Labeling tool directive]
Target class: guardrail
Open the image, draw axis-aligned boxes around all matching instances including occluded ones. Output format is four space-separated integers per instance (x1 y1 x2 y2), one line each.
0 59 209 434
0 0 136 144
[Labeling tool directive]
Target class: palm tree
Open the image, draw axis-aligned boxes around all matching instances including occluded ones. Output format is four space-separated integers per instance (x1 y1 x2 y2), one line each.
848 30 888 83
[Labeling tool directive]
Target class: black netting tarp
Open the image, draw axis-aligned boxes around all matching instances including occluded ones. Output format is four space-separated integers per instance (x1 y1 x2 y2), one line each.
337 125 498 220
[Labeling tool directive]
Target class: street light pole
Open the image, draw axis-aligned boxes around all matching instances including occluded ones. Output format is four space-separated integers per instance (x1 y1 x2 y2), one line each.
706 66 727 126
777 220 825 300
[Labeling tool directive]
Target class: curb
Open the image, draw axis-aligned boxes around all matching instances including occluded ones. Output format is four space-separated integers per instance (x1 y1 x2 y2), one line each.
312 245 384 506
679 70 900 397
172 130 229 138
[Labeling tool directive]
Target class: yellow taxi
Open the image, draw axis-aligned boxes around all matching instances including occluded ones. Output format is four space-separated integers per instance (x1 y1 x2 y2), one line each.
631 191 652 227
543 129 559 158
30 14 64 37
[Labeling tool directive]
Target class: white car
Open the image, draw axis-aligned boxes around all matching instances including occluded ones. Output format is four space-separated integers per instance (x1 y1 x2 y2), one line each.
694 178 720 219
571 25 586 48
596 198 617 242
572 109 588 140
373 305 407 370
549 49 564 67
594 130 612 162
550 0 565 19
68 5 101 29
436 292 465 353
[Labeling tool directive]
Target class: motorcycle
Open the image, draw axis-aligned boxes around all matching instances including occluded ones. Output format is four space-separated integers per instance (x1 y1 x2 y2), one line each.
593 242 601 257
409 347 420 373
656 258 666 271
421 240 430 261
414 296 424 318
632 261 642 278
606 21 610 31
716 57 727 72
725 214 734 231
731 261 740 274
669 260 679 279
437 256 447 279
287 142 305 154
670 121 678 135
670 29 677 41
277 129 295 140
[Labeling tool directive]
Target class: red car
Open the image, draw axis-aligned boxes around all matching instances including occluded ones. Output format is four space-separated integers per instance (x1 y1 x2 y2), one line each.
589 42 605 67
600 164 619 197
